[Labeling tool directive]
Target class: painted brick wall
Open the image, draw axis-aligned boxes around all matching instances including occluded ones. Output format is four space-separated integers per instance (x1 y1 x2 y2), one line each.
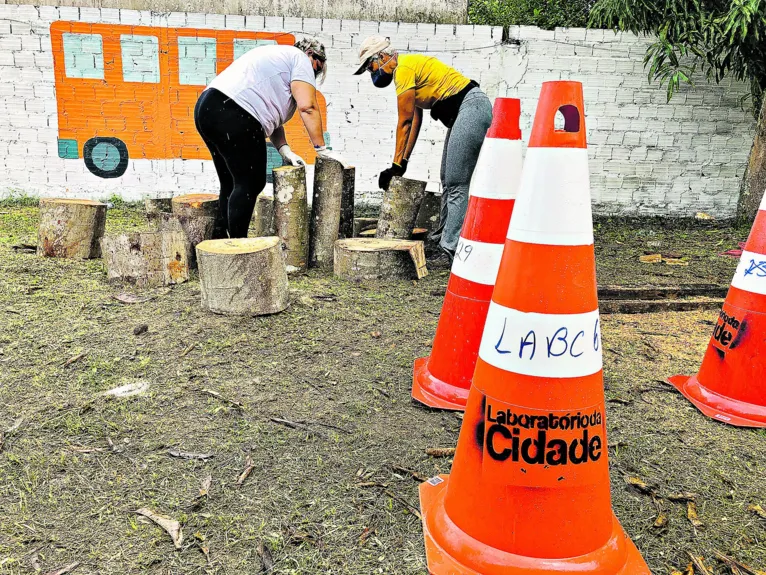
0 4 756 217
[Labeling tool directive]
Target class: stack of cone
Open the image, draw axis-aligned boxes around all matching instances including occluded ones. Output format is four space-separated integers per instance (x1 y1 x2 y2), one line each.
418 81 650 574
669 192 766 427
412 98 523 410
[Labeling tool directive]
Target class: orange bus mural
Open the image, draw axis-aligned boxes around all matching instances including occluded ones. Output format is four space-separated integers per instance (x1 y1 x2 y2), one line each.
50 21 329 179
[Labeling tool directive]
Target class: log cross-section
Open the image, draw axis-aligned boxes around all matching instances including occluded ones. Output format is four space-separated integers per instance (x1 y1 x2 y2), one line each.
334 238 428 281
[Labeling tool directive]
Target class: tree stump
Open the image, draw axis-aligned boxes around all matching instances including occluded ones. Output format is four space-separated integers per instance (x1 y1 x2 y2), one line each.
339 164 356 239
252 191 276 237
156 212 214 269
360 228 427 239
353 217 378 237
376 177 427 239
172 193 224 238
101 231 191 287
273 165 310 273
144 197 173 217
310 156 351 269
415 190 441 232
196 237 289 316
334 238 428 281
37 198 107 259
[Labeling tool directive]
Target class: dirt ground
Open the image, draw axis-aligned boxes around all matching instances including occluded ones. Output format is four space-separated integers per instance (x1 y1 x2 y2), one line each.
0 201 764 575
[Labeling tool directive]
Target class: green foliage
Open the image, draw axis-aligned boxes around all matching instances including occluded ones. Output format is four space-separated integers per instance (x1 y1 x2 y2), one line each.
468 0 593 30
589 0 766 109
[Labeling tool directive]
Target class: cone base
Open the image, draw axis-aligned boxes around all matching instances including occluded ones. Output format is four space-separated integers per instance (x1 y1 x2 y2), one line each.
668 374 766 428
419 475 650 575
412 357 469 411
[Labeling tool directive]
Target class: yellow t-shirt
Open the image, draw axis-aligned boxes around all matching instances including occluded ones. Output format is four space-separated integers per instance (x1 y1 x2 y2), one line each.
394 54 471 109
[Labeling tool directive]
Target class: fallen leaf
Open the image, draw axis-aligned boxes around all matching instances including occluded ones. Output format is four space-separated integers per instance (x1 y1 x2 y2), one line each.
714 550 766 575
426 447 455 457
42 563 81 575
624 476 654 495
639 254 662 264
696 212 714 220
112 293 153 304
136 508 184 549
747 503 766 520
663 258 690 266
370 330 382 338
103 381 150 398
687 552 713 575
653 511 668 528
687 501 704 528
199 475 212 497
167 449 214 460
668 492 698 503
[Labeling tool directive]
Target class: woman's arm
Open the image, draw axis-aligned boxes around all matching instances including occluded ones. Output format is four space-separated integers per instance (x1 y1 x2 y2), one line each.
270 126 288 150
393 89 416 166
290 80 325 148
403 106 423 162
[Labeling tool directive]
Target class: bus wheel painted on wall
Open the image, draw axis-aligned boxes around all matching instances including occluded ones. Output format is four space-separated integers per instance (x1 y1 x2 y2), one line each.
83 137 129 179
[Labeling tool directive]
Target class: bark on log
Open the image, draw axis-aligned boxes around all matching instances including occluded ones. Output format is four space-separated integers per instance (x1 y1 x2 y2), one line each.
144 197 173 217
415 190 441 232
376 177 427 239
252 191 276 237
273 165 310 273
37 198 107 259
353 217 378 237
101 231 191 287
196 237 289 316
156 212 214 269
172 193 224 238
334 238 428 281
339 165 356 239
310 156 345 268
361 227 427 239
737 97 766 225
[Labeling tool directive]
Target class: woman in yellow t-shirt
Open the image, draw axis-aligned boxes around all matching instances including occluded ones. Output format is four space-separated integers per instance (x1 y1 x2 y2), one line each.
353 35 493 260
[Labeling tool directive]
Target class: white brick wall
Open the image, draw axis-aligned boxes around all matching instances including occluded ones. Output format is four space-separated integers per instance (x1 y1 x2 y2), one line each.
0 3 756 217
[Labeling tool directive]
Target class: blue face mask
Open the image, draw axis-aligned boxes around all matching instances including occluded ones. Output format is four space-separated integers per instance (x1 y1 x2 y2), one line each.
371 67 393 88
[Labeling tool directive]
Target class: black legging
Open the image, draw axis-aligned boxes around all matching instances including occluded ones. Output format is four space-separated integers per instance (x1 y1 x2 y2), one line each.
194 88 267 238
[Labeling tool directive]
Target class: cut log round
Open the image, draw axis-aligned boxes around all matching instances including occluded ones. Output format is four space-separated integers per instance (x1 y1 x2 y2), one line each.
360 227 427 239
196 237 289 316
156 212 214 269
37 198 107 259
310 156 346 269
273 165 310 273
334 238 428 281
415 190 441 232
172 193 224 238
144 197 173 217
376 177 427 239
353 217 378 237
252 191 276 237
101 231 191 287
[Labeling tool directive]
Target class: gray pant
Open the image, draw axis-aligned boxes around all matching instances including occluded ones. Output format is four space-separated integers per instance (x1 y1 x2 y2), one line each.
432 87 493 256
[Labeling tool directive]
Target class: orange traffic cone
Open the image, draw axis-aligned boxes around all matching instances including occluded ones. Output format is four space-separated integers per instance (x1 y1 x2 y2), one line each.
669 194 766 427
412 98 523 410
419 81 650 574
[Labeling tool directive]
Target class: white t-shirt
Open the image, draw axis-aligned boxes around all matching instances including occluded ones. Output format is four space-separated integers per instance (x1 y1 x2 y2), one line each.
207 45 316 136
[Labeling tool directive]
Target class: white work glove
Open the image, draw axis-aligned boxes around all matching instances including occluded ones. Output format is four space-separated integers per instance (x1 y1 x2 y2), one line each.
317 149 350 168
278 145 306 166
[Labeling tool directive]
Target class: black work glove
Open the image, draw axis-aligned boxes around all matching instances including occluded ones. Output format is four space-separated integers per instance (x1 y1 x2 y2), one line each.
378 160 408 191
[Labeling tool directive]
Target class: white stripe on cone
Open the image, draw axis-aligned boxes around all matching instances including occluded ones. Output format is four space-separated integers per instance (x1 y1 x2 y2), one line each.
469 139 523 200
731 249 766 295
478 302 603 378
507 147 594 246
451 238 505 285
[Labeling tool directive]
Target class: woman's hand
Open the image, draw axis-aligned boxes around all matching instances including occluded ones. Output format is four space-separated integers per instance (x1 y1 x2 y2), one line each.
278 145 306 166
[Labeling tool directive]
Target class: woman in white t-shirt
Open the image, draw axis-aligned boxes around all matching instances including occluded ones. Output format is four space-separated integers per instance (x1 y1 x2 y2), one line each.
194 38 328 238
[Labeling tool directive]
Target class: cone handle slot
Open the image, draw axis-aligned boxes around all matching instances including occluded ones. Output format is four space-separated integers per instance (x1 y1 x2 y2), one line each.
557 105 580 133
529 81 587 148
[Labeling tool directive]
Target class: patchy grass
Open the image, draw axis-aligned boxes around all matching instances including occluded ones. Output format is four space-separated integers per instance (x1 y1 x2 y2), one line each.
0 205 764 574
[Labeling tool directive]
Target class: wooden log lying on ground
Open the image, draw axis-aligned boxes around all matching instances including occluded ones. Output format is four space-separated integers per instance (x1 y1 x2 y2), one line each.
310 156 353 268
273 165 310 273
252 191 276 236
101 231 191 287
334 238 428 281
353 217 378 237
376 177 427 239
37 198 107 259
339 164 356 239
156 212 214 269
144 197 173 217
172 193 224 238
196 237 289 316
415 190 441 232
